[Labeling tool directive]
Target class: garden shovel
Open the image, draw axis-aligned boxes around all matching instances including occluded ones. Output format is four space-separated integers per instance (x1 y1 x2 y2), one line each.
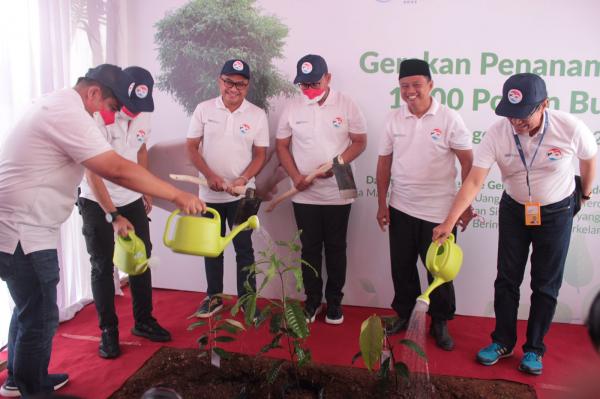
332 155 357 199
232 187 262 227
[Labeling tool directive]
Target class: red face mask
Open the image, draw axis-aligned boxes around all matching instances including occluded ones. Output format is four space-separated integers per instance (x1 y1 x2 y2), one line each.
302 88 326 100
99 109 116 125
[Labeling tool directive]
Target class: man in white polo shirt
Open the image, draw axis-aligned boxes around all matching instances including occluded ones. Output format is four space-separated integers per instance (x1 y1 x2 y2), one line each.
433 73 597 375
186 59 268 317
276 54 367 325
78 66 171 361
376 59 474 351
0 64 205 397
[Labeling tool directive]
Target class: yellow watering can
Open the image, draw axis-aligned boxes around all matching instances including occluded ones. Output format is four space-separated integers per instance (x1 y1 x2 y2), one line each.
163 207 260 257
113 231 149 276
417 233 463 305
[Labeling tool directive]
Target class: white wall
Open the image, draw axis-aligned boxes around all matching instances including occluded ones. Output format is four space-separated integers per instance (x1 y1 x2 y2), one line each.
126 0 600 323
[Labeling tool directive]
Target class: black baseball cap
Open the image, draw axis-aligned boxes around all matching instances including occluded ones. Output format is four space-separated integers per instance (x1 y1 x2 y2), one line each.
399 59 431 79
84 64 135 110
294 54 328 84
124 66 154 113
495 73 548 119
221 59 250 79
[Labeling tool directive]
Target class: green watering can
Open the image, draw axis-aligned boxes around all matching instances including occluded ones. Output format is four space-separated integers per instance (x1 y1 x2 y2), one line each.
417 233 463 305
113 231 149 276
163 207 260 258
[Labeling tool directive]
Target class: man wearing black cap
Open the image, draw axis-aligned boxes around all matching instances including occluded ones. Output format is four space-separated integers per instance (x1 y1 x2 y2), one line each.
78 66 172 360
0 64 206 397
186 59 269 317
433 73 597 374
276 54 367 325
376 59 473 350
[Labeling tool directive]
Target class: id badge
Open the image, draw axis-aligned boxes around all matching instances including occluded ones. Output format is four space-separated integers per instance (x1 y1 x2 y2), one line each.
525 202 542 226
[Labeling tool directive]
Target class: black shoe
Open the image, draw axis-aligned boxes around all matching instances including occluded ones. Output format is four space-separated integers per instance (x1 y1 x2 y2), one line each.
99 327 120 359
132 319 172 342
385 317 409 335
304 302 322 323
325 303 344 325
430 319 454 351
195 296 224 318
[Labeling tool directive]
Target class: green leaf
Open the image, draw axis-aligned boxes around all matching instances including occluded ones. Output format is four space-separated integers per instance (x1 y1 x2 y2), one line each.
399 339 427 360
224 318 246 331
267 359 286 384
284 300 309 339
244 294 257 326
378 357 390 379
395 362 410 381
359 315 384 371
269 312 283 334
187 320 207 330
214 335 235 343
213 347 232 360
260 333 282 353
197 334 208 346
291 267 304 292
351 351 362 365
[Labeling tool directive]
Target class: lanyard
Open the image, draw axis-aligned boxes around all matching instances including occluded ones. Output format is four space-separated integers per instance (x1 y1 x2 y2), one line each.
512 110 549 201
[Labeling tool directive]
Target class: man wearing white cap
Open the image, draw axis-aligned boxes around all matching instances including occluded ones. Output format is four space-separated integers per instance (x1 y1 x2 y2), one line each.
433 73 597 375
276 54 367 325
376 59 474 351
78 66 171 360
186 59 269 318
0 64 205 397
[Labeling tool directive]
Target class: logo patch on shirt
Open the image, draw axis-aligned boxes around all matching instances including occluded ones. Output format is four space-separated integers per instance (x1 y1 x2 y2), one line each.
430 128 442 141
301 62 313 74
507 89 523 104
240 123 250 134
546 148 563 161
136 129 146 143
332 117 343 128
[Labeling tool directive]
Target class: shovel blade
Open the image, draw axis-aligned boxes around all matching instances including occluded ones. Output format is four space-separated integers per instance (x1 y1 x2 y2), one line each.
332 161 357 199
233 188 262 227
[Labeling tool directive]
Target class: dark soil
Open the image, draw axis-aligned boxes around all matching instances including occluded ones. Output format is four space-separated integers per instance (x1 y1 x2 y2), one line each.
110 347 536 399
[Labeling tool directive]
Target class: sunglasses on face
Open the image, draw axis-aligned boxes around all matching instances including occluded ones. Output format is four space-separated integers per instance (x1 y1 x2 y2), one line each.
220 77 249 90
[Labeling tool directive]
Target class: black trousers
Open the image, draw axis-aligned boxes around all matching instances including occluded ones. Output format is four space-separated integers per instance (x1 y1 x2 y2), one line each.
78 197 153 330
292 203 351 307
204 201 256 297
389 206 456 321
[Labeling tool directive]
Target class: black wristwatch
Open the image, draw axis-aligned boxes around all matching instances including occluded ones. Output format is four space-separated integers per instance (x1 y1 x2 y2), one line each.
105 211 120 223
582 193 592 201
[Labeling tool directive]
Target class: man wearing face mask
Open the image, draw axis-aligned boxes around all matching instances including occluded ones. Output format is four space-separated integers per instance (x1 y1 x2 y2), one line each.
0 64 205 398
433 73 597 375
276 54 367 325
375 59 474 351
186 59 268 318
77 66 171 360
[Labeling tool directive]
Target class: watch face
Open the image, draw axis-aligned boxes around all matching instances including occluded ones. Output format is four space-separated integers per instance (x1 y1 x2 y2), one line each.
105 213 113 223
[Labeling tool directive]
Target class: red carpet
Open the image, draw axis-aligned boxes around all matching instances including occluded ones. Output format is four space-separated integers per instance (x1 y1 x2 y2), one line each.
1 287 599 398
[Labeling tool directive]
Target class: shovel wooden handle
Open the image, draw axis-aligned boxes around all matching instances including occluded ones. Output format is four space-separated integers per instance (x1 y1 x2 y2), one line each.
266 162 333 212
169 174 246 196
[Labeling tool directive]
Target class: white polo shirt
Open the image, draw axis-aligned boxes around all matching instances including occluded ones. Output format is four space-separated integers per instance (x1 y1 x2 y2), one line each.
79 111 151 207
0 88 112 254
474 109 597 205
187 96 269 203
276 89 367 205
378 98 472 223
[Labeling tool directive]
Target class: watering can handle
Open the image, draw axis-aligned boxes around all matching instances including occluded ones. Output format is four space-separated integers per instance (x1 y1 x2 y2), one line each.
431 233 455 272
163 209 181 248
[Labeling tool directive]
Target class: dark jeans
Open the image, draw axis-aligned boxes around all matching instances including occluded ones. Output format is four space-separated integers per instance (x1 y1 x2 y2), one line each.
492 192 574 355
388 207 456 321
204 201 256 297
78 197 153 330
0 243 59 397
292 203 352 307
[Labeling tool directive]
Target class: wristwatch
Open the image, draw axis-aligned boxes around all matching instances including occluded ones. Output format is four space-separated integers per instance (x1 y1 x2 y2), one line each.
582 193 592 201
105 211 120 223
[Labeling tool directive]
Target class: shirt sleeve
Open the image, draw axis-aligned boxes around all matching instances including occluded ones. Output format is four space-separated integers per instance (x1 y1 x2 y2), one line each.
377 112 395 156
573 119 598 160
276 103 292 139
346 97 367 134
254 110 270 147
186 103 204 139
473 122 500 169
139 112 152 144
448 110 472 150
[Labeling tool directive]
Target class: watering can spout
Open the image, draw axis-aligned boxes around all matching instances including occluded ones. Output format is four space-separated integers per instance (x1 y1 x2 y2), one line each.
222 215 260 248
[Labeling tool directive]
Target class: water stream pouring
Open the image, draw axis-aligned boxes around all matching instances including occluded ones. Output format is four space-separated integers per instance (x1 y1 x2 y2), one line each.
417 233 463 306
163 207 259 257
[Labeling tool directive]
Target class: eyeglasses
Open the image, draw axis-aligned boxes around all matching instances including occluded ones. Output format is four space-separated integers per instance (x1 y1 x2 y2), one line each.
297 81 323 90
220 77 249 90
